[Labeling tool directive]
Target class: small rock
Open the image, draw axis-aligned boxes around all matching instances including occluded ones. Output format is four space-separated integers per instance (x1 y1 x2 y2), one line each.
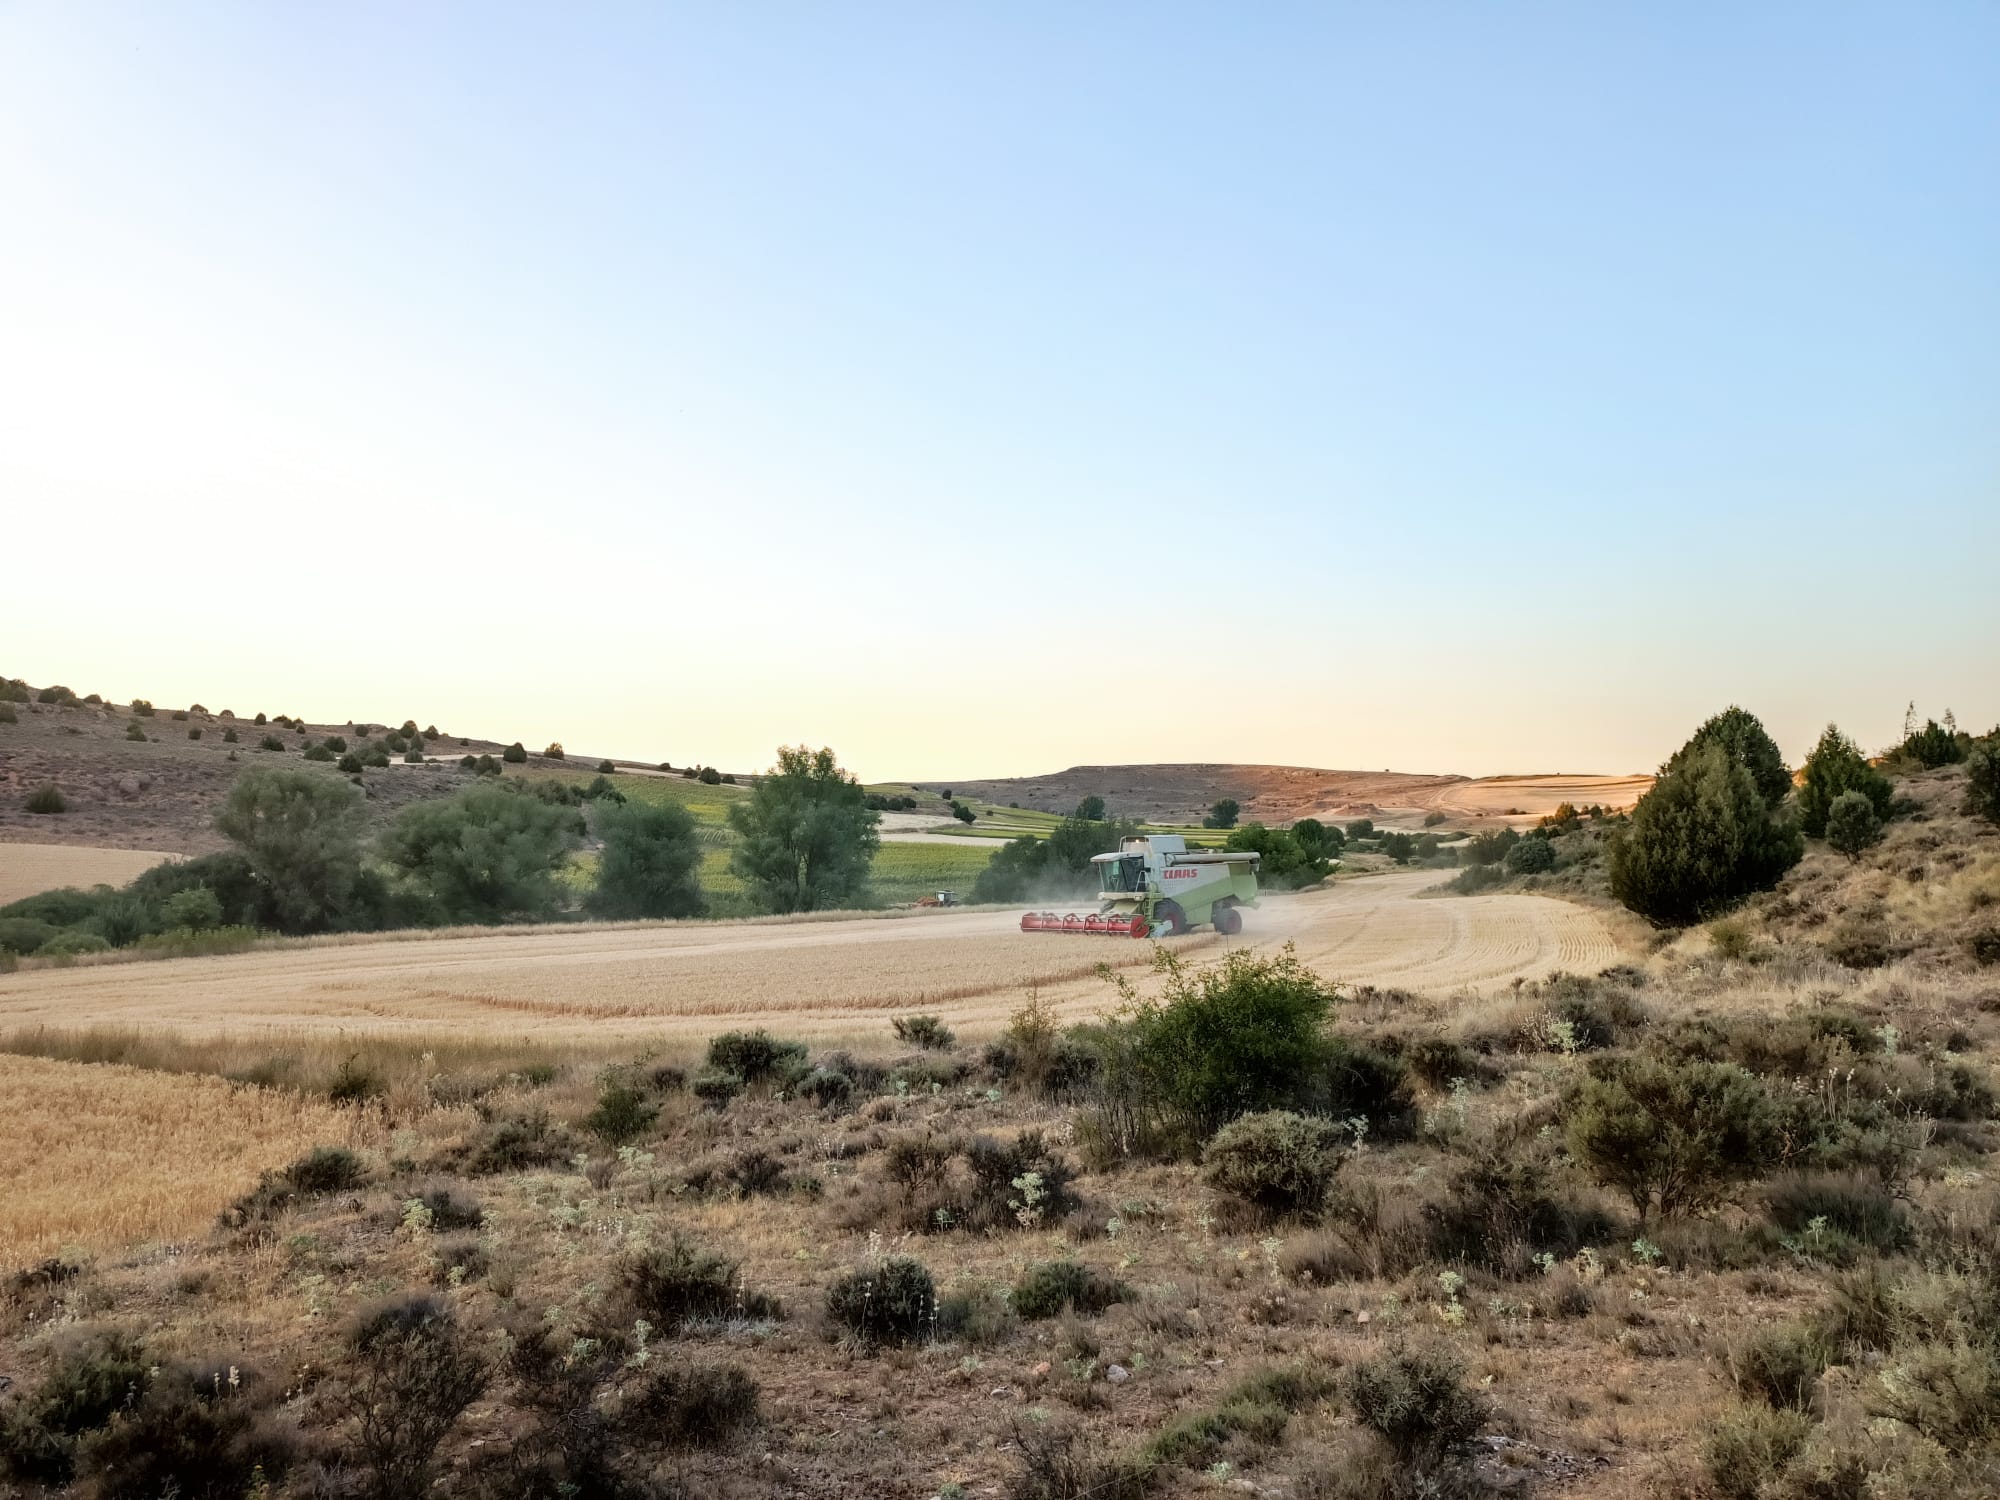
118 774 142 796
1030 1361 1051 1379
1106 1364 1130 1384
1355 1310 1371 1324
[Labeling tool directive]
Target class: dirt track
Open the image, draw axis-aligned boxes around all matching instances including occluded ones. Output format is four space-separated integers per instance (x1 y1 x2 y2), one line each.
0 872 1621 1044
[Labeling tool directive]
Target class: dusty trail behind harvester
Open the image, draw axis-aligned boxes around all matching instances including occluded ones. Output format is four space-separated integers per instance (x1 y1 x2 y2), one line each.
0 871 1622 1046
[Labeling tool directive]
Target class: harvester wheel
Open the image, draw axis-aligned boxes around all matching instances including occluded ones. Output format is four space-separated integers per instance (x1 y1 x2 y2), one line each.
1214 904 1243 936
1152 899 1187 937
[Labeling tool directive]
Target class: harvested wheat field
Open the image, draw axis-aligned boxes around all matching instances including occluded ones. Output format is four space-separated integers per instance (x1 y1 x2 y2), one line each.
0 841 175 904
0 872 1621 1043
0 1053 366 1266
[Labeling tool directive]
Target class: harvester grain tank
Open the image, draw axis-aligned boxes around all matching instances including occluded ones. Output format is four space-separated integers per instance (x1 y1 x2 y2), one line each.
1020 835 1259 938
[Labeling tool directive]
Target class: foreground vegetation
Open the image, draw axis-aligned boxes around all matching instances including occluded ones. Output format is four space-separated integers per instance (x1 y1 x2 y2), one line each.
3 743 1997 1497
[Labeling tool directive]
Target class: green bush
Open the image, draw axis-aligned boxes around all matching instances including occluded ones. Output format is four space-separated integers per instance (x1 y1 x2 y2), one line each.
222 1146 366 1227
215 768 367 934
130 698 154 716
302 743 335 762
337 752 363 773
1224 822 1333 889
0 1333 152 1484
0 917 58 955
626 1362 760 1448
223 727 239 743
1345 1342 1486 1465
75 1356 296 1500
125 722 148 741
826 1256 936 1345
891 1014 954 1051
38 930 111 957
797 1067 853 1108
1505 834 1556 874
1727 1322 1831 1411
37 685 76 704
1702 1406 1812 1500
1966 736 2000 827
583 1078 659 1144
339 1295 489 1500
256 734 285 752
690 1068 743 1108
699 765 722 784
1422 1148 1611 1274
186 726 201 739
1796 724 1893 838
0 703 15 724
159 886 224 931
1608 741 1802 924
1566 1055 1780 1219
706 1029 809 1084
502 741 527 763
625 1235 776 1327
24 784 65 814
1011 1260 1132 1320
1201 1110 1347 1217
596 758 617 774
1899 716 1964 768
1825 789 1883 860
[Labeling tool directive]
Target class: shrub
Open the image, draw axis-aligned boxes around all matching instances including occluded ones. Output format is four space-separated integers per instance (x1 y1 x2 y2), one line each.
1202 1110 1347 1217
503 741 527 763
77 1358 296 1500
626 1362 760 1448
1422 1148 1611 1274
0 703 14 724
597 759 617 774
0 917 58 954
797 1067 853 1108
1966 736 2000 827
403 748 424 763
411 1184 486 1231
893 1013 956 1050
1703 1406 1812 1500
462 1112 570 1175
690 1068 743 1108
625 1236 776 1327
583 1078 659 1144
37 684 75 704
1566 1056 1780 1219
1900 717 1964 769
1825 789 1884 860
0 1333 151 1484
544 742 564 759
1505 835 1556 875
1345 1343 1486 1465
187 725 201 739
826 1256 936 1345
38 930 111 957
706 1029 809 1085
1727 1322 1831 1411
303 742 335 761
126 721 149 741
24 784 65 814
1608 741 1802 924
1011 1261 1132 1320
223 726 239 742
340 1295 489 1500
338 752 363 773
223 1146 365 1225
160 885 224 931
1797 724 1893 838
699 765 722 784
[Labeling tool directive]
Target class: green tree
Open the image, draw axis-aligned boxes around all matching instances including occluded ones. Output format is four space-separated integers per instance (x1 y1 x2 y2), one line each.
1608 742 1803 924
971 834 1055 903
1663 706 1793 809
214 767 366 933
726 746 879 913
1345 818 1375 841
1505 835 1556 875
1288 817 1342 860
1824 790 1883 862
1967 735 2000 827
1900 714 1964 769
1224 823 1331 889
1203 798 1240 830
381 785 579 923
1073 795 1106 821
1796 724 1892 838
588 798 704 920
502 742 527 764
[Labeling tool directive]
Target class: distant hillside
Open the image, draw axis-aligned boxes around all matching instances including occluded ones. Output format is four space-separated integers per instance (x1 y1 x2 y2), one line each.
0 682 687 855
921 763 1650 830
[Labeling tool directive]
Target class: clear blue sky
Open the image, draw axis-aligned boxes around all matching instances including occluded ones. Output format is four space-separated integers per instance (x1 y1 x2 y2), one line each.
3 4 1995 779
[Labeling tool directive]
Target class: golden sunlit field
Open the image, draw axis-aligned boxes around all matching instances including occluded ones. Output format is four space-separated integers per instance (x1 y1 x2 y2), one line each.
0 1053 366 1268
0 843 173 905
0 871 1623 1042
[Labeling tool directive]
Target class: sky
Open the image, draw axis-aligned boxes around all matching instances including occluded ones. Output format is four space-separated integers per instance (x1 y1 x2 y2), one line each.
2 4 1996 782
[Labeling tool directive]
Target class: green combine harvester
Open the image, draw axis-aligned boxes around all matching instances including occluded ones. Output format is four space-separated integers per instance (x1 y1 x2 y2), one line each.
1019 834 1260 937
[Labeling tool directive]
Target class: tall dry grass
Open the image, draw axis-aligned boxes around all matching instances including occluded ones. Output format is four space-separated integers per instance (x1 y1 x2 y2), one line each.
0 1053 371 1270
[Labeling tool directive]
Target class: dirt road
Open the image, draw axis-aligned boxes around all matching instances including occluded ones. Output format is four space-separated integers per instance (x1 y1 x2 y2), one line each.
0 872 1620 1044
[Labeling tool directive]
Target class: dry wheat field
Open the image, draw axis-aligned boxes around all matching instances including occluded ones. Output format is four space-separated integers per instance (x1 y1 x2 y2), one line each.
0 842 174 906
0 871 1621 1043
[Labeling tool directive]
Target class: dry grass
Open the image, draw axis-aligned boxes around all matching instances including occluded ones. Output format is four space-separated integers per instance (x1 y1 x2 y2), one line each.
0 841 175 904
0 1053 368 1267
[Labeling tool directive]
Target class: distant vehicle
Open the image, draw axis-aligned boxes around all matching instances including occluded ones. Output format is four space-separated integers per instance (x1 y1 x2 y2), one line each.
1020 834 1259 937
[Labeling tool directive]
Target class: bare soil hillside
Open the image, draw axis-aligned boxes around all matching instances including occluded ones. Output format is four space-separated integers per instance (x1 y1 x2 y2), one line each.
929 763 1650 828
0 696 576 854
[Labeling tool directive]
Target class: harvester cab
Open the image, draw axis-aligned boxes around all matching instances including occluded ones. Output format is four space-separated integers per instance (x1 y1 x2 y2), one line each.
1019 834 1260 938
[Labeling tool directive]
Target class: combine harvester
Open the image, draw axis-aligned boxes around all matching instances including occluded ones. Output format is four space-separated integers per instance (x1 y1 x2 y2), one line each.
1021 834 1260 938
